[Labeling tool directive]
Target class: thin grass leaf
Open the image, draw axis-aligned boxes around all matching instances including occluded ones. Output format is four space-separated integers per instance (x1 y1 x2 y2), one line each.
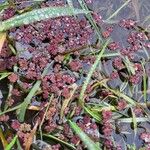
120 82 128 92
60 83 77 119
5 135 18 150
127 144 136 150
91 105 116 112
117 117 149 123
102 52 120 57
0 127 8 149
79 40 109 106
131 107 137 137
39 95 53 140
69 120 100 150
100 82 136 105
25 121 39 150
77 0 103 42
0 1 9 12
18 61 54 122
106 0 131 21
123 56 135 75
142 45 150 60
42 134 76 150
4 84 13 111
141 61 147 102
143 15 150 25
0 72 11 80
0 32 6 53
16 139 23 150
8 44 17 55
18 80 41 121
84 106 101 122
0 6 89 32
67 0 74 8
103 19 119 24
132 0 140 21
0 104 21 115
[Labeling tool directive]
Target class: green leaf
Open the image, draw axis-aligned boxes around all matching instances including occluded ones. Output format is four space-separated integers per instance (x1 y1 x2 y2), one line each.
141 61 147 102
39 95 53 140
127 144 136 150
18 61 54 122
117 117 149 123
0 6 89 32
84 106 101 122
0 32 6 53
8 44 17 55
60 84 77 119
67 0 74 8
0 127 8 149
42 134 76 150
79 40 109 106
16 139 23 150
18 80 41 122
102 52 120 57
77 0 103 42
131 107 137 137
106 0 131 21
123 56 135 75
0 72 11 81
0 1 9 12
69 120 100 150
5 135 18 150
100 82 136 106
0 104 21 116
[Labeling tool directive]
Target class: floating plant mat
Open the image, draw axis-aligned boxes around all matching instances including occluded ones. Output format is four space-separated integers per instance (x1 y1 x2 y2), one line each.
0 0 150 150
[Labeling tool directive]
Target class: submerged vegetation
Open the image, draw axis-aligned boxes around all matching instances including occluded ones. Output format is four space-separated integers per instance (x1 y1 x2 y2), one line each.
0 0 150 150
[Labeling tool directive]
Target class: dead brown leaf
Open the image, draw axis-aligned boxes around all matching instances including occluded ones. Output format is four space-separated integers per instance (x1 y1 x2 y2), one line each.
60 83 78 119
0 32 6 53
25 121 39 150
0 127 8 149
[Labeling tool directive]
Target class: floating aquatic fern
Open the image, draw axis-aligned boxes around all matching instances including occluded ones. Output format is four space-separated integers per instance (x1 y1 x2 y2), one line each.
0 6 89 32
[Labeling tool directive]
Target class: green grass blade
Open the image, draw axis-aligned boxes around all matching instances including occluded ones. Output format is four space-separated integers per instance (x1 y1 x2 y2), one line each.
69 120 100 150
102 52 120 57
79 40 109 106
8 44 17 55
131 107 137 137
142 45 150 60
16 138 23 150
18 62 54 122
42 134 76 150
123 56 135 75
18 80 41 122
5 135 18 150
60 84 77 119
142 15 150 25
0 6 89 32
77 0 103 42
117 117 149 123
141 61 147 102
106 0 131 21
0 72 11 80
84 106 101 122
0 104 21 115
39 95 53 140
101 82 136 106
0 1 9 12
67 0 74 8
